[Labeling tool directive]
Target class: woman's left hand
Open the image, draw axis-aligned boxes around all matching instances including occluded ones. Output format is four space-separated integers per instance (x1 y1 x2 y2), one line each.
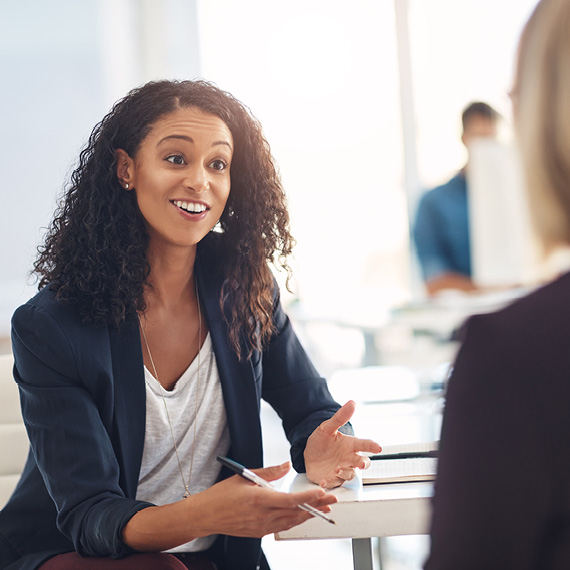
304 400 382 489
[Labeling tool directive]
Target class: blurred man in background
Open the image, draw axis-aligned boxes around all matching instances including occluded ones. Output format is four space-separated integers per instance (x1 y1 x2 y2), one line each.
413 102 499 296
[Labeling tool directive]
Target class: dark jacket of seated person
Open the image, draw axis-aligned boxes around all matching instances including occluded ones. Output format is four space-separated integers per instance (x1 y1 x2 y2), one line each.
425 271 570 569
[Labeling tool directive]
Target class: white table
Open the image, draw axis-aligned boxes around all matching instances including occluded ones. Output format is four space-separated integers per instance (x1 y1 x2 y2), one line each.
275 472 433 570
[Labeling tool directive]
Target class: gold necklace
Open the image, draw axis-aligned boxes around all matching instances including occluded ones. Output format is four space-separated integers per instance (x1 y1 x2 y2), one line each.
138 280 202 499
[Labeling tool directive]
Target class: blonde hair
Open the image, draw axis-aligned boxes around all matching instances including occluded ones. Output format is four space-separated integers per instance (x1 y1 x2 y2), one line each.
514 0 570 250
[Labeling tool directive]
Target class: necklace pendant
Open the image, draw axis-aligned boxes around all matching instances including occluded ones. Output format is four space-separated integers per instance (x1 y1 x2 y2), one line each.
183 489 190 499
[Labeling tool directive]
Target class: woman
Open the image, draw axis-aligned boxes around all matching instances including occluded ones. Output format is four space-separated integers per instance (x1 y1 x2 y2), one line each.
0 80 381 570
426 0 570 568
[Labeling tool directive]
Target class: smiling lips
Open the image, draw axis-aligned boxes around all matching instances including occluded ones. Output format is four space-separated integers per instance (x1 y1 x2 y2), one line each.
172 200 209 215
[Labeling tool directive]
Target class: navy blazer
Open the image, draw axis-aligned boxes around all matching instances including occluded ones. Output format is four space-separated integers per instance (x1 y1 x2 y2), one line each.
0 239 343 570
426 272 570 569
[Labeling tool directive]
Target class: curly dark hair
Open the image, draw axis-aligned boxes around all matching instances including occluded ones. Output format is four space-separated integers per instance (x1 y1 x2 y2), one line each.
34 79 295 359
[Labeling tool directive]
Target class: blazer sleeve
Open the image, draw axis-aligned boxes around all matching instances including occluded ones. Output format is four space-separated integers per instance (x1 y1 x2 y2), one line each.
425 312 556 570
11 300 153 559
259 287 353 473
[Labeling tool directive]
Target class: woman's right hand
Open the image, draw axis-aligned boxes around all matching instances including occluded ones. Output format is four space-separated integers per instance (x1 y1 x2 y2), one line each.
123 461 337 552
193 461 337 537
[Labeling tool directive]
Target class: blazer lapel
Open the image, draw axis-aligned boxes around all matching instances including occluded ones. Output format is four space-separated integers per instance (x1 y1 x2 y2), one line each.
196 263 263 469
108 320 147 498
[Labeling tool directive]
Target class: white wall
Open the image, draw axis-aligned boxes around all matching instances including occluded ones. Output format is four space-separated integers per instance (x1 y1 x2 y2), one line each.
0 0 541 338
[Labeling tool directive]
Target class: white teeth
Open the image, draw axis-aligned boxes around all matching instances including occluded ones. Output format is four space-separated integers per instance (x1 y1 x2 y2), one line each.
174 200 207 213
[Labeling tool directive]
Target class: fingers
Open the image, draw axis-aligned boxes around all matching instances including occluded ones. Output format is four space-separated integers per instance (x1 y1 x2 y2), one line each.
351 437 382 455
318 475 347 489
315 466 355 489
271 510 315 533
253 485 337 531
290 488 337 510
335 467 357 481
335 450 375 471
351 453 373 470
319 400 356 435
244 474 336 512
253 461 291 482
202 474 335 538
317 455 374 488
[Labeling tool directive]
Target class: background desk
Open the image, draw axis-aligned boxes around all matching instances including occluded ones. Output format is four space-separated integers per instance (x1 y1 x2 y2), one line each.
275 473 433 570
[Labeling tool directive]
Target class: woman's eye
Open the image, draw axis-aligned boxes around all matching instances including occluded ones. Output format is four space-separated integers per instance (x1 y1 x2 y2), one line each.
210 159 227 171
166 155 185 165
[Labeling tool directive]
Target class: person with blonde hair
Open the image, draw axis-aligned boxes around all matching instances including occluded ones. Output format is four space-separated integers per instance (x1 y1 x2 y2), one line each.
425 0 570 568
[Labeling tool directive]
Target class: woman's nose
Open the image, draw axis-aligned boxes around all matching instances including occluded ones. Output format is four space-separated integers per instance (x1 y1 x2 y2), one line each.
183 164 209 192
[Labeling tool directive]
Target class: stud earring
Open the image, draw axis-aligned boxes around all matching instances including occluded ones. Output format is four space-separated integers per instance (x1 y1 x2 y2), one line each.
124 183 129 190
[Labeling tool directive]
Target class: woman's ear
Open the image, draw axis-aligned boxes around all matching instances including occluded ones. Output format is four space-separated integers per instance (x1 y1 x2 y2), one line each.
115 149 134 190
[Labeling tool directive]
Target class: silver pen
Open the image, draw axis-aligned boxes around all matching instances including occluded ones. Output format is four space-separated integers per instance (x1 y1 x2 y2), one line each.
217 456 336 525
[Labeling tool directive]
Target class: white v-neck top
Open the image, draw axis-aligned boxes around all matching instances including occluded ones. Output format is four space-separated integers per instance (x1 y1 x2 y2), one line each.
136 333 231 553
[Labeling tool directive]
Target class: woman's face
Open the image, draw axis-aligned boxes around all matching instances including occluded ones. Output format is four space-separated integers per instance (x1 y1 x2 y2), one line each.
117 107 233 251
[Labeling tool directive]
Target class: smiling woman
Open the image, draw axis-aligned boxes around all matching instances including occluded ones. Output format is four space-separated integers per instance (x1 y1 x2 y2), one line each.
2 79 381 570
115 108 233 251
33 81 291 359
114 107 234 386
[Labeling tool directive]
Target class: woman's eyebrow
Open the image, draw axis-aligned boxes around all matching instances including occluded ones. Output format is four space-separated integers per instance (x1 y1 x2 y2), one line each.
157 134 193 146
157 134 232 151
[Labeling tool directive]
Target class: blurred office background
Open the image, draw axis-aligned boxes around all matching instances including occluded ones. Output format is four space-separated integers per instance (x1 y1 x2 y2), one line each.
0 1 542 568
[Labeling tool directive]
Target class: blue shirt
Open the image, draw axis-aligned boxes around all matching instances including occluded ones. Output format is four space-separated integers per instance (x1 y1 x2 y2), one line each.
413 172 471 280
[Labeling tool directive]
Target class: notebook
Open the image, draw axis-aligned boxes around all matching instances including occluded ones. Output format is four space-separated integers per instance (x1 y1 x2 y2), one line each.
363 441 438 485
